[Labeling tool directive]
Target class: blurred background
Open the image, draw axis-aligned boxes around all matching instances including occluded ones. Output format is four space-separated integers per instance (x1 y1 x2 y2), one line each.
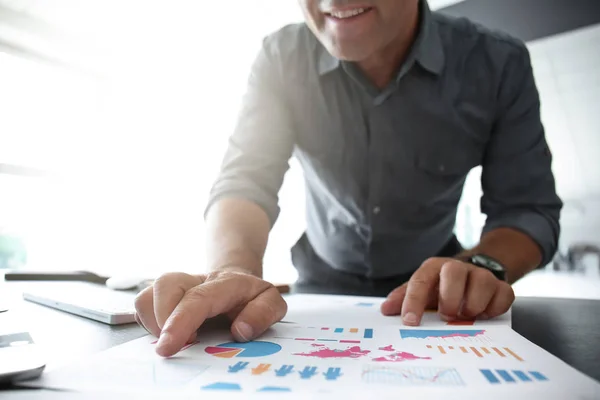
0 0 598 297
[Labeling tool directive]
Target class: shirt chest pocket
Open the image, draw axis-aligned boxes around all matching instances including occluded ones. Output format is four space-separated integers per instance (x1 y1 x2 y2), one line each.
416 147 477 177
405 143 483 205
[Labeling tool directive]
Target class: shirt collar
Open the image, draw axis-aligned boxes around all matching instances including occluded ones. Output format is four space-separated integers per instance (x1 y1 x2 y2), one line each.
317 0 445 77
415 0 445 75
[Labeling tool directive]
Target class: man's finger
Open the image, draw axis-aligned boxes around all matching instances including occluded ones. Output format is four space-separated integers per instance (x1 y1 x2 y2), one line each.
156 274 271 357
153 272 205 329
460 268 497 318
230 287 287 341
483 282 514 318
437 261 468 320
401 259 441 326
134 286 161 337
134 313 151 335
381 284 407 316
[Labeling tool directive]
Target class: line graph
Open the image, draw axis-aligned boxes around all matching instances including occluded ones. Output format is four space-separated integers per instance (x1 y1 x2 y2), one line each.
361 366 464 386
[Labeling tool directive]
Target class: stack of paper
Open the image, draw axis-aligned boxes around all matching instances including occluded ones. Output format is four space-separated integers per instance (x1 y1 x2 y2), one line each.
30 294 600 399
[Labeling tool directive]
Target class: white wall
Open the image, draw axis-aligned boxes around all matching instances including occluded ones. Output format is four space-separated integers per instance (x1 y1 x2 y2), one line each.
529 24 600 252
456 23 600 255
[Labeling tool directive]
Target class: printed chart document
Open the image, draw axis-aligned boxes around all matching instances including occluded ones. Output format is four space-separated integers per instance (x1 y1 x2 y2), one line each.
283 294 512 327
30 295 599 399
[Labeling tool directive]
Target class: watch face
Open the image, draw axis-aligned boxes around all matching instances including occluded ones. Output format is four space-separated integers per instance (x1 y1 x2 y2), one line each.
472 255 504 271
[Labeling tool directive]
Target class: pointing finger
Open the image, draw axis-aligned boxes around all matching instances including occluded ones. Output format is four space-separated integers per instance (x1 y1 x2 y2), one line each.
156 272 272 357
134 286 161 337
153 272 205 329
401 259 442 326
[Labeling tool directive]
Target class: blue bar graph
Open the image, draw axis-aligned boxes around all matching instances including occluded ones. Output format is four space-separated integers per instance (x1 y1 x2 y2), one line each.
481 370 549 385
334 328 343 333
480 369 500 384
364 329 373 339
530 371 548 381
513 370 532 382
497 370 516 383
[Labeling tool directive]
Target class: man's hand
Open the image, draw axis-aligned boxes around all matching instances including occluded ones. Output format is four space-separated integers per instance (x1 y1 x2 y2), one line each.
134 270 287 357
381 258 514 325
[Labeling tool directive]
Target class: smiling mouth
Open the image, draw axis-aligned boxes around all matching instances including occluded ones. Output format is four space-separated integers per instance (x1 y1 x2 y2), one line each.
324 7 373 20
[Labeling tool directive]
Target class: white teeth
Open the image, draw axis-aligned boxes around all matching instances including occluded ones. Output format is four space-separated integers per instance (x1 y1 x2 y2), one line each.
330 7 367 19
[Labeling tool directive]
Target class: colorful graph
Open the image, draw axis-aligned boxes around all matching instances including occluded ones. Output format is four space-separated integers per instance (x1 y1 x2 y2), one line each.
372 351 431 363
362 366 464 386
205 341 281 358
481 369 548 384
293 345 370 359
400 329 485 339
258 386 291 392
318 328 374 338
201 382 242 391
426 345 524 361
275 337 362 344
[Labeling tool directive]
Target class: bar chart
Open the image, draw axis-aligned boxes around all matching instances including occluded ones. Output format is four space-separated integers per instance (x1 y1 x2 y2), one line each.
275 328 374 343
480 369 548 384
426 345 524 361
323 327 374 339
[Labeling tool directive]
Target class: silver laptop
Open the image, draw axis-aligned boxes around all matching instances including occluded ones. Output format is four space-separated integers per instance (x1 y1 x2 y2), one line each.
22 282 137 325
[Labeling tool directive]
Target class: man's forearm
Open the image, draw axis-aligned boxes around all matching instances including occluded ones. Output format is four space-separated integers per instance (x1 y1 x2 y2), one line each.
456 227 543 284
205 198 271 278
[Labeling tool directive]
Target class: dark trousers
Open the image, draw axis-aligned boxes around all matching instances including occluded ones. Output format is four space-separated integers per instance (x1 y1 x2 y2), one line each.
291 233 463 297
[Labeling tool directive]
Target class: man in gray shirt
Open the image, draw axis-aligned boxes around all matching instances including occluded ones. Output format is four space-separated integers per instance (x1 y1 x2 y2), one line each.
135 0 562 357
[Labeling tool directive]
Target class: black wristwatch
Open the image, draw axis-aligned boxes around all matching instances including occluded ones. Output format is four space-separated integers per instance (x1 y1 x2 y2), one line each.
468 254 507 281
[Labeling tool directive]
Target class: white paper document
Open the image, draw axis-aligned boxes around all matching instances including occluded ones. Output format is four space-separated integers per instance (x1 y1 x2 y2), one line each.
32 295 599 399
283 294 512 327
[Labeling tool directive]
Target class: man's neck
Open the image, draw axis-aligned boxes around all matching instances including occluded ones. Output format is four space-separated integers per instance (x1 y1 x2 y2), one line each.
356 5 420 89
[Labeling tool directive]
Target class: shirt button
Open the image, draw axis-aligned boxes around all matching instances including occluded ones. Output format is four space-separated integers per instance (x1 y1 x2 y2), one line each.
438 164 446 173
373 206 381 215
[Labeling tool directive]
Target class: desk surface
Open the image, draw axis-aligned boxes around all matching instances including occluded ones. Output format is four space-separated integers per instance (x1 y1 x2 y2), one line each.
1 282 599 396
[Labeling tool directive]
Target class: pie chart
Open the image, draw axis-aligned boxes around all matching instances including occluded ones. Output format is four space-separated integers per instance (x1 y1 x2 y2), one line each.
205 341 282 358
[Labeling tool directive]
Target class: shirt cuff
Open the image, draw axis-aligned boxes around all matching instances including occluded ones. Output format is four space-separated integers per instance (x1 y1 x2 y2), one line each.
204 187 281 228
482 210 559 267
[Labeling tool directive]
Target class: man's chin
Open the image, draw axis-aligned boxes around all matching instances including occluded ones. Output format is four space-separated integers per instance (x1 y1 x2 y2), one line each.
326 43 372 63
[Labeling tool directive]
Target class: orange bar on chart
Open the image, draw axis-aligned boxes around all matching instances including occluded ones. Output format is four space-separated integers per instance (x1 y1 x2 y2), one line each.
438 346 446 354
449 346 454 350
460 347 468 353
470 347 483 358
492 347 506 357
350 328 359 333
504 348 524 362
482 347 490 354
426 345 432 349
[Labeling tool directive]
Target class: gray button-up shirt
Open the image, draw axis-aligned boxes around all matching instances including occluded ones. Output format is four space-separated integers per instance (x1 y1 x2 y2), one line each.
207 0 562 279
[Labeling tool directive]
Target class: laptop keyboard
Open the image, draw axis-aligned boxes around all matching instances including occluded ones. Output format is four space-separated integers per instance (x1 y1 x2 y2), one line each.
23 282 137 314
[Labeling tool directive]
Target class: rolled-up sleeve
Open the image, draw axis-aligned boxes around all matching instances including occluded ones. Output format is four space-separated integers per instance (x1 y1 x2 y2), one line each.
480 43 563 267
204 38 295 226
